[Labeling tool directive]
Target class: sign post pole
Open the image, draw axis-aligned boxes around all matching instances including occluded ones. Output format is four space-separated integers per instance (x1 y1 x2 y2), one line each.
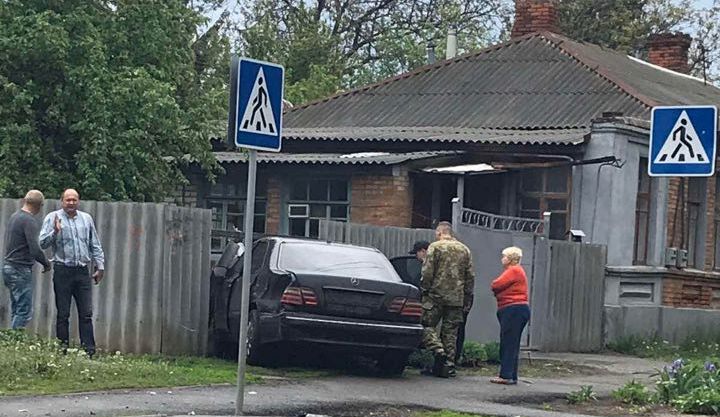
228 55 283 416
235 149 257 415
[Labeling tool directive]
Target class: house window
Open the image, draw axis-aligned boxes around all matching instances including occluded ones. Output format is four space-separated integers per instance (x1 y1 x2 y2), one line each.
519 166 571 240
634 158 652 265
207 182 267 252
288 179 349 238
685 179 703 268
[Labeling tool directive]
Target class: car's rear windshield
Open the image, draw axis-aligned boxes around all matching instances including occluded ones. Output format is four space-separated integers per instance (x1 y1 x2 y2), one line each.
277 242 402 283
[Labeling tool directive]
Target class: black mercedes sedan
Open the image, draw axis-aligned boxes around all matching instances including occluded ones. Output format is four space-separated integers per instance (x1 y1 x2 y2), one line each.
210 236 424 375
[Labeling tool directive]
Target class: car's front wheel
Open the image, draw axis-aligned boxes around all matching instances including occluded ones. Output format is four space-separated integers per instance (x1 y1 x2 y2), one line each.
376 350 410 376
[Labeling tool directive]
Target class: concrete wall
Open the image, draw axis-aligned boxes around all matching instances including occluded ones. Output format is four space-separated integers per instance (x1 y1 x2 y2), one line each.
572 121 668 266
605 305 720 344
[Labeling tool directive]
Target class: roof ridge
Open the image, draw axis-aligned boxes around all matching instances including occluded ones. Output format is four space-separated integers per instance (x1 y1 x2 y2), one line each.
287 32 545 112
538 31 656 109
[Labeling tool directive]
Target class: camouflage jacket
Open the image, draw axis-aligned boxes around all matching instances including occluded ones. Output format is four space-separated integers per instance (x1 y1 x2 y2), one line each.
421 238 475 308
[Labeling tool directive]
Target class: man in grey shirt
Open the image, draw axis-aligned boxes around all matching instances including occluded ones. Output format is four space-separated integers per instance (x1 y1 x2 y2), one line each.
3 190 51 329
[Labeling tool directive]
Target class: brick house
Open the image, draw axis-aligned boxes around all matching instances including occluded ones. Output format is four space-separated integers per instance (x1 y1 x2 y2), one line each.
177 0 720 315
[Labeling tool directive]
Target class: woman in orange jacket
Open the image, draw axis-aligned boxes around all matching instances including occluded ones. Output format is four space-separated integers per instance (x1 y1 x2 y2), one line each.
489 246 530 385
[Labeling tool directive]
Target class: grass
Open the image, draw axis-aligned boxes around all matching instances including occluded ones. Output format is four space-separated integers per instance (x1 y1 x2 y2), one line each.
0 330 332 396
607 334 720 360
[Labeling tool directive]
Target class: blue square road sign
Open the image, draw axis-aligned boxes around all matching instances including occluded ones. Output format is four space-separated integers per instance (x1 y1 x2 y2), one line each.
649 106 717 177
233 58 285 152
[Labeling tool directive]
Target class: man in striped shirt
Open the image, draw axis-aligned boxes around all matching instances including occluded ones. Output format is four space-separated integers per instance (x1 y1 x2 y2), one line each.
40 189 105 357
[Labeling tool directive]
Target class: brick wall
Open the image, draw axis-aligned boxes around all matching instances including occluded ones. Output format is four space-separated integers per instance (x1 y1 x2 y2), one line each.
350 167 413 227
663 276 720 309
265 176 282 234
511 0 559 38
166 183 199 208
647 33 692 74
705 176 717 270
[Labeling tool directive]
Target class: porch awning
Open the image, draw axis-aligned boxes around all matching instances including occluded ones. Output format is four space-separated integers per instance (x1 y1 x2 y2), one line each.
422 163 500 175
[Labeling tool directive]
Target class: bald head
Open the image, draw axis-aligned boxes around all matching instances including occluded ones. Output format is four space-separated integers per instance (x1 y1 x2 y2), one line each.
22 190 45 214
61 188 80 217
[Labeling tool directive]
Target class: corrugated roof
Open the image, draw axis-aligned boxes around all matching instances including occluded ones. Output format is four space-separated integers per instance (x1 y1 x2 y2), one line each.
214 151 459 165
283 32 720 144
282 127 588 145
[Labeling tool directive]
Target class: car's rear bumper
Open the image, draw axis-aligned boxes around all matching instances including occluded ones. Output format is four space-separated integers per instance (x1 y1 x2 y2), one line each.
259 311 423 351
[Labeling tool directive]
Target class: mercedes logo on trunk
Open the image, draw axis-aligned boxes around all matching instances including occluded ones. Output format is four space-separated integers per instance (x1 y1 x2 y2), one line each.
350 278 360 287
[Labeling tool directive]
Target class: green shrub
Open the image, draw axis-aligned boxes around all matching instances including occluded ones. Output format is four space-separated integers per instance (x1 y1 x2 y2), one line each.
481 342 500 364
656 358 720 415
567 385 597 404
458 342 487 367
408 349 434 369
612 380 654 405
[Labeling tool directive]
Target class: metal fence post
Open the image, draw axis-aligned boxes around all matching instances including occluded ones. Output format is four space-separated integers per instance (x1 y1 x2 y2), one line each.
543 211 551 239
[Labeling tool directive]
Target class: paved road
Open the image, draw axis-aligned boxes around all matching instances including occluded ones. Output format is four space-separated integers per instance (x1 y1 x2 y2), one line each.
0 354 662 417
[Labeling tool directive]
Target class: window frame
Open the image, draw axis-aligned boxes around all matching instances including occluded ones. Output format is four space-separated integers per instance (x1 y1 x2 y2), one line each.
287 178 350 238
633 158 653 265
518 166 572 240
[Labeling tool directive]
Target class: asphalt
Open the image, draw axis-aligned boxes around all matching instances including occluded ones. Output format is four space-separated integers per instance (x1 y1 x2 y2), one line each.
0 353 665 417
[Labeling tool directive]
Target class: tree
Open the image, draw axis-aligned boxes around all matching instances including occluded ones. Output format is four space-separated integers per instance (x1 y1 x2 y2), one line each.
235 0 512 103
688 0 720 84
557 0 693 54
0 0 228 201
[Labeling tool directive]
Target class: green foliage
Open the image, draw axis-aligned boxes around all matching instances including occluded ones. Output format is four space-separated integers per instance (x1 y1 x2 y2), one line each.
408 349 435 369
0 0 226 201
458 341 487 367
0 330 257 395
482 341 500 364
558 0 692 53
656 358 720 415
237 0 510 104
566 385 597 404
612 380 654 405
607 334 720 360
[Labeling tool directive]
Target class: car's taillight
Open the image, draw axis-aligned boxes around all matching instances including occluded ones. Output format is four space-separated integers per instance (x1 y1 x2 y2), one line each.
400 299 423 318
301 288 318 306
281 286 318 307
388 297 406 313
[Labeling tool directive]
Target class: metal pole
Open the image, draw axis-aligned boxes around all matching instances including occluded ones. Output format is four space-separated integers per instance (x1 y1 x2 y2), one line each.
235 149 257 415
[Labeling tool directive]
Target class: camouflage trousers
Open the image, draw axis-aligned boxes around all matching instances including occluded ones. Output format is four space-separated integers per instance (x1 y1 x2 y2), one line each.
421 301 464 367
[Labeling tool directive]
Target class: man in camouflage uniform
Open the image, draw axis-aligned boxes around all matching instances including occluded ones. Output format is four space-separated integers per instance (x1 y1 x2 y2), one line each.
421 221 474 377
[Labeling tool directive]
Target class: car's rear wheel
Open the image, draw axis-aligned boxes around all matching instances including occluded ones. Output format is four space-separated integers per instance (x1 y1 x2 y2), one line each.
376 350 410 376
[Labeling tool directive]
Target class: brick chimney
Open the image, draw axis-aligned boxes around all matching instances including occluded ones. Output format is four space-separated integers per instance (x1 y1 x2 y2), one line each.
511 0 559 38
647 32 692 74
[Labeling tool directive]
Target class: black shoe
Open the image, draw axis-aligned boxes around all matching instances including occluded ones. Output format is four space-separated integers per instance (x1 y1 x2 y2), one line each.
432 352 446 376
86 349 96 359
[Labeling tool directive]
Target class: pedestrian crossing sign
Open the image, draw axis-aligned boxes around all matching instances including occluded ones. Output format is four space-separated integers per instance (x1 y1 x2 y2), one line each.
234 58 284 152
649 106 717 177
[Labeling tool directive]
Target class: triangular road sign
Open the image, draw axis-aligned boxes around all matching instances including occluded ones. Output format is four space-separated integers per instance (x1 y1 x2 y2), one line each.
654 110 709 164
239 67 277 136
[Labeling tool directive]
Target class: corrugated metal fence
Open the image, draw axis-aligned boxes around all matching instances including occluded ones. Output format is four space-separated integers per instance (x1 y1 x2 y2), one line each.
318 220 435 259
0 199 212 355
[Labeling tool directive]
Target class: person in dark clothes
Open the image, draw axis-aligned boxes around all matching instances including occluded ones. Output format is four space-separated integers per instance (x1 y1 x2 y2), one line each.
490 246 530 385
40 189 105 357
2 190 52 330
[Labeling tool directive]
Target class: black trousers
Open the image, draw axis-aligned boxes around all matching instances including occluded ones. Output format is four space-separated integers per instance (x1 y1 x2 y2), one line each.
455 311 469 363
53 265 96 352
496 304 530 380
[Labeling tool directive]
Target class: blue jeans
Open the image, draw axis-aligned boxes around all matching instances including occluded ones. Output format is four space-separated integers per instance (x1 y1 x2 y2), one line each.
496 303 530 381
2 263 34 329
